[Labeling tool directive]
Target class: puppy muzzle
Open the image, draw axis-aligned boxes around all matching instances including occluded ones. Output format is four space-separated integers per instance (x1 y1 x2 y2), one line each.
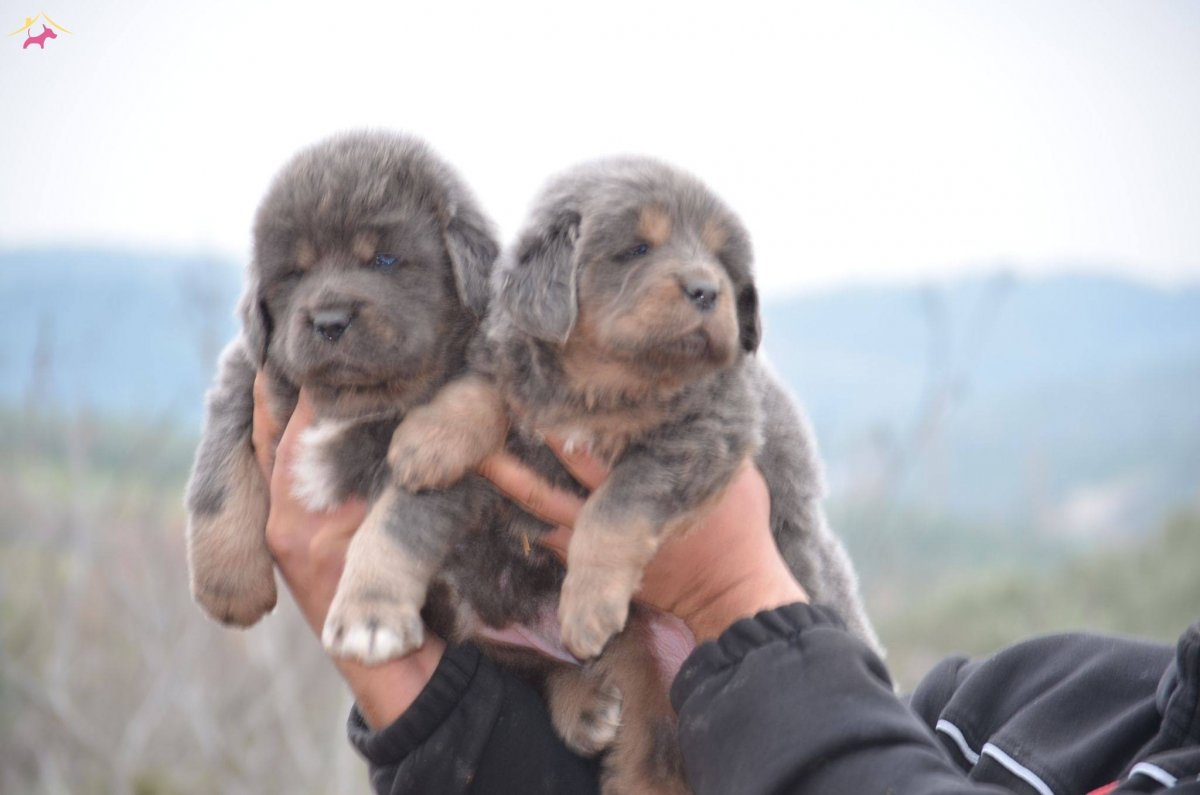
312 307 355 342
680 278 719 312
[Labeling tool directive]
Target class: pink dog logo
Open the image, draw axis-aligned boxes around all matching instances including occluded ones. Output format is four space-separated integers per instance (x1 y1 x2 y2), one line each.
8 12 71 50
24 24 56 48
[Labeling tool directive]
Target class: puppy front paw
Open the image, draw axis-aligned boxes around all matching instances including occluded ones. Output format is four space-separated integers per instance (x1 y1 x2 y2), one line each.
388 376 506 492
388 408 480 491
322 588 425 664
188 514 277 627
558 567 634 660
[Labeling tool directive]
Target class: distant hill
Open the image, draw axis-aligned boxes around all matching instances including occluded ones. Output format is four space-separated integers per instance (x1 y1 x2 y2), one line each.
2 247 1198 541
0 248 242 425
879 509 1200 688
765 273 1200 534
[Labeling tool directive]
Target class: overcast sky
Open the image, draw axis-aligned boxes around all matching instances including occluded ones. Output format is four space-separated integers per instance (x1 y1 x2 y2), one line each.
1 0 1197 293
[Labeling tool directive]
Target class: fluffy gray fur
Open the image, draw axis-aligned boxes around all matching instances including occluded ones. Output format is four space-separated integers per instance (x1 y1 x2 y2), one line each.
184 130 499 663
391 157 880 792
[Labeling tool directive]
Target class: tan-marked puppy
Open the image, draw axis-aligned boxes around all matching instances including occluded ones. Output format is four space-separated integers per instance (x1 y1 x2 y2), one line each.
391 157 881 792
184 131 498 663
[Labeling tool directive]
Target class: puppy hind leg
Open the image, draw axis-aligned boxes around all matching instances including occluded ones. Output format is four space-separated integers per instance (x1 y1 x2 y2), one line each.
602 713 687 795
388 374 507 491
546 664 623 758
185 338 276 626
814 518 884 656
774 500 883 657
598 619 688 795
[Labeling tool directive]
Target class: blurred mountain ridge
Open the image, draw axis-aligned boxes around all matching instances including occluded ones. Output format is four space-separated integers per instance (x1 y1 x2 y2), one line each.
2 247 1197 539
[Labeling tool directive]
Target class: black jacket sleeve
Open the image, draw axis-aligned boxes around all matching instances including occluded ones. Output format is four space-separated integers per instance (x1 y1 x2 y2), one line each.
347 643 598 794
349 605 1190 794
669 603 1013 794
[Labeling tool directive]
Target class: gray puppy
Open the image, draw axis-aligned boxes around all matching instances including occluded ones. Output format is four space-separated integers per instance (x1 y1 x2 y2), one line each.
185 130 498 662
391 156 881 792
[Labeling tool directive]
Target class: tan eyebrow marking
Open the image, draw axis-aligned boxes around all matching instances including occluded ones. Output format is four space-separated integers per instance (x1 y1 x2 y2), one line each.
637 206 672 247
351 231 380 263
295 238 317 270
701 218 728 252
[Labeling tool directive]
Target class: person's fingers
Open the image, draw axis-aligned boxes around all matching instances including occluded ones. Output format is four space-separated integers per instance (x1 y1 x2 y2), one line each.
542 435 610 491
267 490 369 564
477 450 586 529
262 390 370 563
252 371 284 481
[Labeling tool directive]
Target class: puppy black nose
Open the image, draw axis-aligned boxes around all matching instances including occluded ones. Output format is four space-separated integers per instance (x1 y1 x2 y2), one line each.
682 280 719 312
312 308 353 342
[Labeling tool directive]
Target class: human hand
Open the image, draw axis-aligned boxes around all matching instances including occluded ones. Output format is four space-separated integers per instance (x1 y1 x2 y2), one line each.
252 376 367 633
252 374 444 729
477 444 808 644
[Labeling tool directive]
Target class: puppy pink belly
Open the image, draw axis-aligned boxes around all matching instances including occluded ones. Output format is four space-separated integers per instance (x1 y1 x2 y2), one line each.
473 607 698 688
475 617 581 665
643 611 695 689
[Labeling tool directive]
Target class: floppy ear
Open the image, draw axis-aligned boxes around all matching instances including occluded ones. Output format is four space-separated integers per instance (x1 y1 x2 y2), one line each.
499 210 582 344
237 272 273 366
736 284 761 353
442 202 499 318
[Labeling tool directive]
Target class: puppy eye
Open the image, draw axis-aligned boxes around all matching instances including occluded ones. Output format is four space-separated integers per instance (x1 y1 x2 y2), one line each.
372 254 400 271
615 243 651 262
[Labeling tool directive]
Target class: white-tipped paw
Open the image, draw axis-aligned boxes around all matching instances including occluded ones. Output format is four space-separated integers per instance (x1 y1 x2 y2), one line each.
322 593 425 665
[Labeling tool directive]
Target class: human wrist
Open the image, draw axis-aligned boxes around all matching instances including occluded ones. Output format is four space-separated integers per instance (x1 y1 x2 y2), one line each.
269 520 445 730
682 562 809 644
337 633 447 729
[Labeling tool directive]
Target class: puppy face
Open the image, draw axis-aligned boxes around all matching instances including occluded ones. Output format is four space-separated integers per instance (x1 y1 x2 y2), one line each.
572 203 741 378
499 158 761 386
245 132 497 405
259 213 452 387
